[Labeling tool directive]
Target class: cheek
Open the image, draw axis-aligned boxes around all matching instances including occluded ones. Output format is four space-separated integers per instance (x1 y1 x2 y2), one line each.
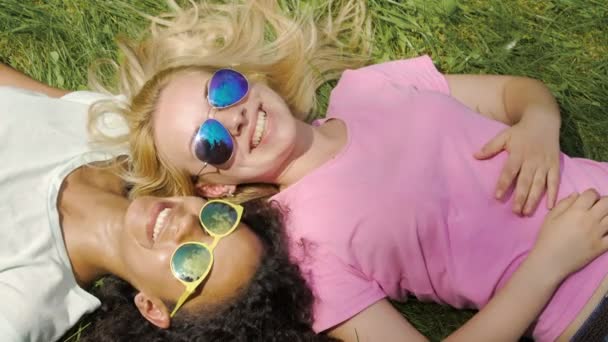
129 251 175 291
124 199 145 232
206 254 259 299
215 232 263 279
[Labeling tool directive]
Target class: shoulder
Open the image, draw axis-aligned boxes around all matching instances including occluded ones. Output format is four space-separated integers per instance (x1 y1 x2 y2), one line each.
0 280 45 341
285 239 387 333
0 315 22 342
0 86 92 123
0 207 100 341
332 55 449 98
0 266 99 342
0 273 66 341
60 90 124 106
327 55 450 119
0 86 121 110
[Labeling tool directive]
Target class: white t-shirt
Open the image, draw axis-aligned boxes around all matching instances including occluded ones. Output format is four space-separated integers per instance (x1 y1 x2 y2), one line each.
0 87 127 342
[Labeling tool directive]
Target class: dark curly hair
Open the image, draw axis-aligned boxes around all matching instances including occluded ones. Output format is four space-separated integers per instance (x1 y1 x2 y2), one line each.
81 200 338 342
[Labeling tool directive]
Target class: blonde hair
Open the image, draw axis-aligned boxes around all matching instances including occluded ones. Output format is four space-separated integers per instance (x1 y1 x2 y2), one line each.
88 0 372 199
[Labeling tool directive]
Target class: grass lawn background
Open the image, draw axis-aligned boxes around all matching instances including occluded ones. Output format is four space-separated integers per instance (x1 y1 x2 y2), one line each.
1 0 606 341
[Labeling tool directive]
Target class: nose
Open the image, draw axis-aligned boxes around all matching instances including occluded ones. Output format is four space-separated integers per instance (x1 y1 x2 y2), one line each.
211 105 248 137
171 204 209 244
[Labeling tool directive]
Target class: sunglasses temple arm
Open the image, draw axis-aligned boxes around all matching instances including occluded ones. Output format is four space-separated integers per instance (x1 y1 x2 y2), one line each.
196 163 209 177
170 289 194 318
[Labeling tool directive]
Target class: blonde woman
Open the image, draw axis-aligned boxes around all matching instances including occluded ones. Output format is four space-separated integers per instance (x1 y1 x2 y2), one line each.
90 1 608 341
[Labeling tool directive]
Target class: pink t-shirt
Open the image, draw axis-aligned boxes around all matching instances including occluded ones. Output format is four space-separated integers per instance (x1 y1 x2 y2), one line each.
272 55 608 341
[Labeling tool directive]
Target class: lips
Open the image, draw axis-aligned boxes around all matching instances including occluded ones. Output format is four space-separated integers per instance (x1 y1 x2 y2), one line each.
146 202 173 247
249 103 267 150
251 110 267 148
153 208 172 243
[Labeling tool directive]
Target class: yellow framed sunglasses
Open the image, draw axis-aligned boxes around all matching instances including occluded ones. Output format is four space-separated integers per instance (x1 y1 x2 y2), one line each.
169 199 244 317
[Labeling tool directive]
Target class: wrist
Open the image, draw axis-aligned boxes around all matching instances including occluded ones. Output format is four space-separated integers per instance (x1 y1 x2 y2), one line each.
522 251 569 286
520 105 561 130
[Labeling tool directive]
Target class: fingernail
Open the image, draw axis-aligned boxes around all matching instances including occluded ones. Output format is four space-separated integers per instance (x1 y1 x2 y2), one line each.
496 191 502 199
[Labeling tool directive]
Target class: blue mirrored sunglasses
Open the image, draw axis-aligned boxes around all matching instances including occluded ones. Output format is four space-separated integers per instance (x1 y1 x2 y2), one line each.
192 69 249 173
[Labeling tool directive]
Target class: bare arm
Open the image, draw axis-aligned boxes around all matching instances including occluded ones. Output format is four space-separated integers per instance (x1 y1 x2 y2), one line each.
328 261 560 342
0 63 69 98
328 299 427 342
444 252 561 341
445 74 561 130
449 190 608 341
329 191 608 342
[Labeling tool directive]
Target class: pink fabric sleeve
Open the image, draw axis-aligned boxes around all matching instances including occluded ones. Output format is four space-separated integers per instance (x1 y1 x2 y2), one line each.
364 55 450 95
327 55 450 118
306 251 387 333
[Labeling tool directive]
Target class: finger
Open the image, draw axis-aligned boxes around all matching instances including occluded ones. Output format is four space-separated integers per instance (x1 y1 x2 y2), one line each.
523 169 547 216
602 213 608 224
475 130 508 160
572 189 601 211
546 167 560 209
590 196 608 222
600 232 608 252
550 192 579 217
600 237 608 254
600 215 608 234
496 155 522 199
512 162 536 214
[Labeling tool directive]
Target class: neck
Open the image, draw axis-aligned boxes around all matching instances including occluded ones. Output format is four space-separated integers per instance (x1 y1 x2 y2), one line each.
60 164 129 287
275 118 347 188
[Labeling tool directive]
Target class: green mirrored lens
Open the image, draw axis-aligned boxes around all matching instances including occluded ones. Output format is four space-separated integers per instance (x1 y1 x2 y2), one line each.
200 202 238 236
171 243 212 282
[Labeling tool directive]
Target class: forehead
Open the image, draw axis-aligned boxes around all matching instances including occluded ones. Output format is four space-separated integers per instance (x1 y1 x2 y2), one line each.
152 71 213 167
156 71 211 115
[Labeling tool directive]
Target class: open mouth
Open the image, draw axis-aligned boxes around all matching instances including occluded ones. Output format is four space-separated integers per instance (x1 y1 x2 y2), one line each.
152 207 172 243
251 107 267 149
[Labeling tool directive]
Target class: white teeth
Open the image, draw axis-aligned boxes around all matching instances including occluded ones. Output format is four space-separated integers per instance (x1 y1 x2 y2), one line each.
152 208 171 243
251 110 267 148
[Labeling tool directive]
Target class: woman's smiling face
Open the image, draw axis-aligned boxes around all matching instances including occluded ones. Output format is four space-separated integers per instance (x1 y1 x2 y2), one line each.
119 195 264 323
152 70 299 186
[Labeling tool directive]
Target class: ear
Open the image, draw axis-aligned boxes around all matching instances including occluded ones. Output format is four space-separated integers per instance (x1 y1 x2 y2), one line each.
195 182 237 198
134 292 171 329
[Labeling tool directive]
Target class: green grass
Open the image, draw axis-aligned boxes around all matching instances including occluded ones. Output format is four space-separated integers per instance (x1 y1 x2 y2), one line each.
1 0 606 341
